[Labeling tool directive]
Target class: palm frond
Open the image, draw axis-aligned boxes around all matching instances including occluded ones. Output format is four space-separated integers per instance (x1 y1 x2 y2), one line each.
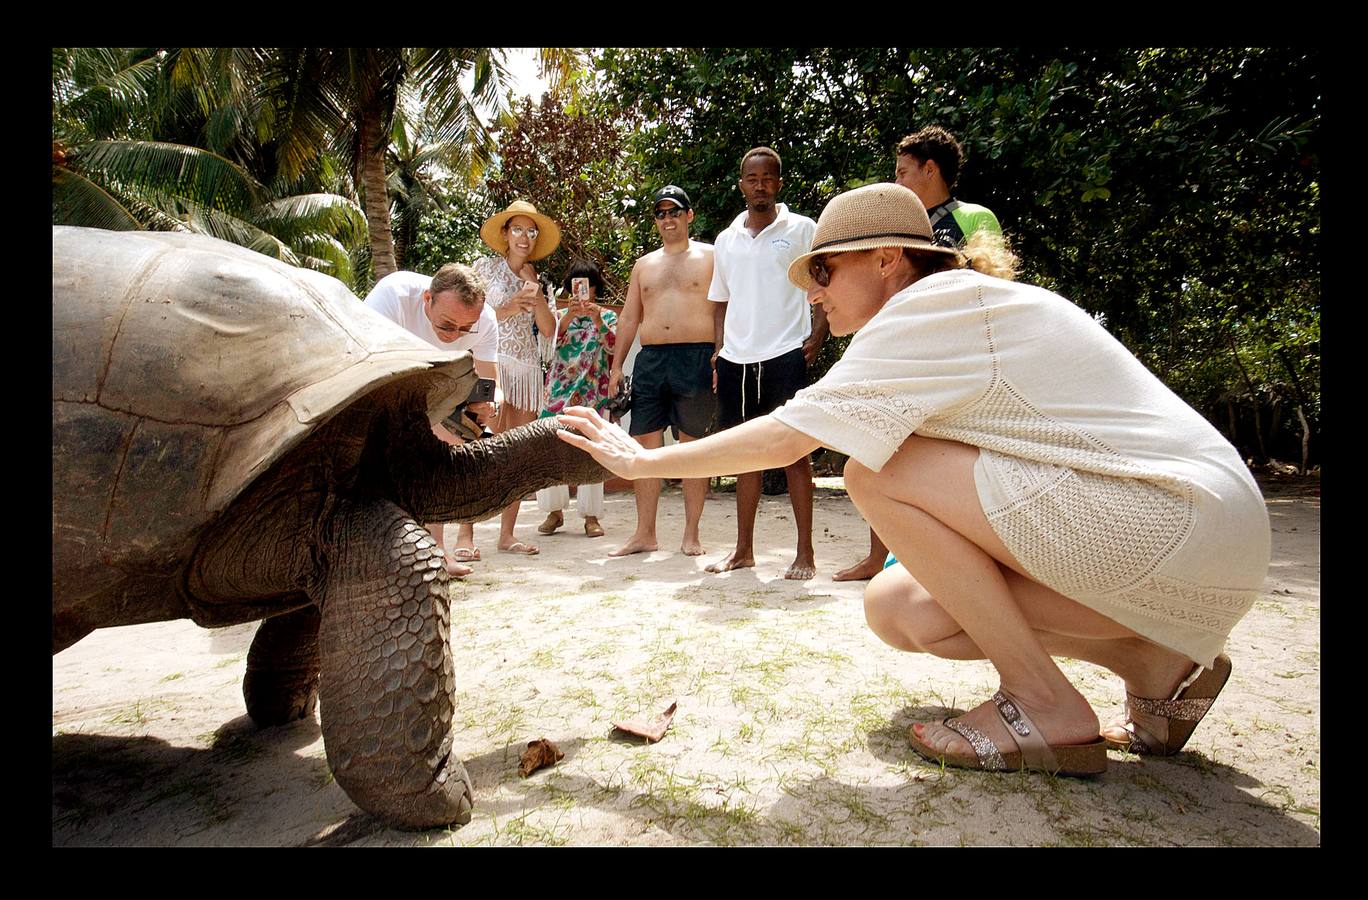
255 48 352 184
174 197 301 266
57 50 166 140
255 192 366 244
536 48 584 94
52 167 142 231
289 234 356 282
73 140 261 212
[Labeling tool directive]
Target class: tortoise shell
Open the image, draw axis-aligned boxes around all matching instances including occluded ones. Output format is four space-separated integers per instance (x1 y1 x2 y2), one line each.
53 226 475 642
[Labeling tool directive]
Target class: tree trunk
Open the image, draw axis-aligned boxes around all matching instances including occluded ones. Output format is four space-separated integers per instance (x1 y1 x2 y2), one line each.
358 101 398 280
1227 335 1267 465
1296 404 1311 475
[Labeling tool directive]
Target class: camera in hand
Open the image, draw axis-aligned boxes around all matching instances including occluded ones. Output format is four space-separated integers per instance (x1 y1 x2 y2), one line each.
601 374 632 419
443 378 496 440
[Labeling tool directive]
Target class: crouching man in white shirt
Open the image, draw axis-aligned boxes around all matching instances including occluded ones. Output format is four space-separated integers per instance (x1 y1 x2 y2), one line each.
364 264 500 576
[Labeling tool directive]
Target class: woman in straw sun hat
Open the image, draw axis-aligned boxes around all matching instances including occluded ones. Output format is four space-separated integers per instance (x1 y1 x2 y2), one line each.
473 199 563 555
557 181 1270 776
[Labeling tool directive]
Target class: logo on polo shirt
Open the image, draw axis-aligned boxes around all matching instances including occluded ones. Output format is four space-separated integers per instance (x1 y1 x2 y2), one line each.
771 238 792 251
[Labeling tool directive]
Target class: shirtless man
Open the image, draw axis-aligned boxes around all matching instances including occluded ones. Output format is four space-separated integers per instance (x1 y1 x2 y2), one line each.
607 185 717 557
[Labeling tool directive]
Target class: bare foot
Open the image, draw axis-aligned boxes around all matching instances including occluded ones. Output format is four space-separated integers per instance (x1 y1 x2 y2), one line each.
443 556 473 578
680 536 705 557
912 690 1100 758
832 554 884 582
705 550 754 574
609 535 658 557
784 559 816 580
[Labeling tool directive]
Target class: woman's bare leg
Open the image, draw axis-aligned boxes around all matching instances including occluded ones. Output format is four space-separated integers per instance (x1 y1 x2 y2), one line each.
852 438 1201 755
845 436 1103 755
865 564 1195 692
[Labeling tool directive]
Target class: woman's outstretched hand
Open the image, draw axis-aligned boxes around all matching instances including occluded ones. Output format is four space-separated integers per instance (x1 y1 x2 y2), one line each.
555 407 645 479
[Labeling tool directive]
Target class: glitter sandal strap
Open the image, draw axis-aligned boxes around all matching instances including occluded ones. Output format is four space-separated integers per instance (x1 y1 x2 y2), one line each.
992 689 1059 773
943 717 1006 771
1125 692 1217 722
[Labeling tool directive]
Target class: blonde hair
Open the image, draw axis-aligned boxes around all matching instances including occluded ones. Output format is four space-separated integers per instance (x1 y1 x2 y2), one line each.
909 229 1019 282
430 263 486 306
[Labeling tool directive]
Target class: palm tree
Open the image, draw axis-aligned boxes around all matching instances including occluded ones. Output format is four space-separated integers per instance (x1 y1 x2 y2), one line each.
256 47 583 280
53 48 367 284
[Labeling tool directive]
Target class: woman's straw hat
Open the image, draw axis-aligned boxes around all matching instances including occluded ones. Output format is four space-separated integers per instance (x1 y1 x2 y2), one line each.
787 183 957 290
480 200 562 261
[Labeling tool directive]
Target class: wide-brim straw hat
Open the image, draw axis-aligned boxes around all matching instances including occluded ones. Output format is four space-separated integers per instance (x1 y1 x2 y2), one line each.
480 200 561 262
787 182 958 291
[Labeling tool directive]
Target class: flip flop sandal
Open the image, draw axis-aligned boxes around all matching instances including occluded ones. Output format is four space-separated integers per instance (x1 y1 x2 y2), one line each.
1105 653 1232 756
451 547 480 563
908 689 1108 777
499 541 540 555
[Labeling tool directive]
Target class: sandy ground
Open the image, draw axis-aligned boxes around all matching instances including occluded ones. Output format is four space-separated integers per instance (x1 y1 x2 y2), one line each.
52 476 1320 847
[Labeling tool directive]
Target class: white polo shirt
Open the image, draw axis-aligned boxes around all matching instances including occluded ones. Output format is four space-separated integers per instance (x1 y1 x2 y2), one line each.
708 203 816 365
363 270 498 361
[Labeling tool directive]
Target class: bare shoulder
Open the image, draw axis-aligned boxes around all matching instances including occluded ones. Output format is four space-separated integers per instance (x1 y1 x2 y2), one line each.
688 240 715 260
636 246 667 267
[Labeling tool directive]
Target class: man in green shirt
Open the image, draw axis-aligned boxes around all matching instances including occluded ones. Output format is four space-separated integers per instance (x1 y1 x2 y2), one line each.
834 125 1004 582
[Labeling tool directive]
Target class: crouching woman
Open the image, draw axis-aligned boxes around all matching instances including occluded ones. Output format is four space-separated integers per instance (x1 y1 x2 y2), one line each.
557 182 1269 777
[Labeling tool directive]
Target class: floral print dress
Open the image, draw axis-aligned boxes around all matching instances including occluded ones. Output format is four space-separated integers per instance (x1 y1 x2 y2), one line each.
539 307 618 417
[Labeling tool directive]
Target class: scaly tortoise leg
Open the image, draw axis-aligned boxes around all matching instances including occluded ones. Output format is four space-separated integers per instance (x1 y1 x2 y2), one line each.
244 605 321 726
316 497 473 829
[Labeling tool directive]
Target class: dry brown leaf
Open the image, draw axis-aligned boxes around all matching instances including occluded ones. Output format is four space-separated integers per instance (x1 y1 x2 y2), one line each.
611 701 678 743
518 738 564 777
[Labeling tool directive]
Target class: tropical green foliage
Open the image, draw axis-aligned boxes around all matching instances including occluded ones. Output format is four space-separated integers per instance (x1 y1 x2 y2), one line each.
52 48 1319 468
53 48 367 283
588 47 1320 468
484 93 644 295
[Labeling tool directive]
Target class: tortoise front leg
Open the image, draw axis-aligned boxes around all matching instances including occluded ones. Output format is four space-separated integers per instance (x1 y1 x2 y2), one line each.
316 497 473 830
244 605 321 726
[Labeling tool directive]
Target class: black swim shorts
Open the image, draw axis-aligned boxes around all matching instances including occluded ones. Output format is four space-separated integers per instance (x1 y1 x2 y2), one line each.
628 342 718 438
715 347 809 431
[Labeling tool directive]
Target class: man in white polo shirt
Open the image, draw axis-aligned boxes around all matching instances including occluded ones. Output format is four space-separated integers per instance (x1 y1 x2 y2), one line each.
707 146 829 580
364 263 499 577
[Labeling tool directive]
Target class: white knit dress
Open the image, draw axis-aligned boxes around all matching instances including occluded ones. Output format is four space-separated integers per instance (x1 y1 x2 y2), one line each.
473 255 547 413
773 270 1270 667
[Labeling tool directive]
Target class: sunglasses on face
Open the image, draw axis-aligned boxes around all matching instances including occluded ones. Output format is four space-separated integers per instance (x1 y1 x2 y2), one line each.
653 207 686 220
507 225 539 240
809 255 834 287
435 321 479 336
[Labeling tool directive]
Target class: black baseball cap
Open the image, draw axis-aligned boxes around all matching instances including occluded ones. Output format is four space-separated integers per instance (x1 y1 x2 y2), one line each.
652 185 691 211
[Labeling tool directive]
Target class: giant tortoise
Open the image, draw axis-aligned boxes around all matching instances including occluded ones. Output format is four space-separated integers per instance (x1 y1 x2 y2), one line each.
52 226 606 829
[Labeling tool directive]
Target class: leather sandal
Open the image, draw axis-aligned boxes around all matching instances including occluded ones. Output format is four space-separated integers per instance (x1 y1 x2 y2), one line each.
537 512 563 535
584 517 605 538
907 689 1108 777
1105 653 1232 756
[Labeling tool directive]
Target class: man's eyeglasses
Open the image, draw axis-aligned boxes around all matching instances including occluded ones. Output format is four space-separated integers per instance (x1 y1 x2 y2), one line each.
435 321 480 336
507 225 539 240
808 255 834 288
653 207 686 220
